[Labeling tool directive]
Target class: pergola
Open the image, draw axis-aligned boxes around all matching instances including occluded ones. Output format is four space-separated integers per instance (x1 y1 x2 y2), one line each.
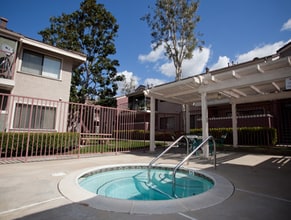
144 55 291 156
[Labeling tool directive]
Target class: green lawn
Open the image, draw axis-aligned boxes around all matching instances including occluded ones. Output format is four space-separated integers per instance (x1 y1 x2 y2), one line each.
78 140 166 153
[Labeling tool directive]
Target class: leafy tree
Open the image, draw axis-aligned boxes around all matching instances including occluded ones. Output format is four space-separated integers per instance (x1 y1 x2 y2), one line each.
142 0 203 81
39 0 124 106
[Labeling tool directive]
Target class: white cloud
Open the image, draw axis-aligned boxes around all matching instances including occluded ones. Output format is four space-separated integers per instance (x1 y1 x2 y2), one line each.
119 70 140 85
139 45 210 78
159 47 211 78
235 41 287 63
137 40 291 89
210 56 230 71
138 44 165 62
159 62 175 77
207 41 290 71
144 78 166 87
207 40 291 71
281 18 291 31
116 70 140 95
182 48 210 77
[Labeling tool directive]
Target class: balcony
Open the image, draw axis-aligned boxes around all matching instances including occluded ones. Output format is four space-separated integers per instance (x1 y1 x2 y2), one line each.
0 48 15 90
0 77 15 90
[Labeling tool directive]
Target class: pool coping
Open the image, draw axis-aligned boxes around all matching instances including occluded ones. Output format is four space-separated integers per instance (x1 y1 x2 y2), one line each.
59 163 234 215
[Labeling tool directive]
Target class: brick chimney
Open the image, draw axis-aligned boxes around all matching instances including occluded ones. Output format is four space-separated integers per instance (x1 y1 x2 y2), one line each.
0 17 8 28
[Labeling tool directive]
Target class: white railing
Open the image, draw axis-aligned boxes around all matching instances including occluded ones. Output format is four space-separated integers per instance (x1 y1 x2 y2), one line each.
147 135 189 183
172 136 217 197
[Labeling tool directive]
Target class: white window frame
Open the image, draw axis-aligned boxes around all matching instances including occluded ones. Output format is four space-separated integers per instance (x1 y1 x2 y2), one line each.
11 99 57 131
21 49 61 80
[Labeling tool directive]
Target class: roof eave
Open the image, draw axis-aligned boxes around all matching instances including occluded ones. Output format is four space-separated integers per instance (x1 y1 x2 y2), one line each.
20 37 87 62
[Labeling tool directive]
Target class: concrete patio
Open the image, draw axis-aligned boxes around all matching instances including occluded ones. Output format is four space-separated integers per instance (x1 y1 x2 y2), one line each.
0 150 290 220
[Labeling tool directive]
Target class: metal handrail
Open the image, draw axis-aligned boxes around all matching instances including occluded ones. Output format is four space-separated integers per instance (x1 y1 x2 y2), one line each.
148 135 188 183
172 136 217 196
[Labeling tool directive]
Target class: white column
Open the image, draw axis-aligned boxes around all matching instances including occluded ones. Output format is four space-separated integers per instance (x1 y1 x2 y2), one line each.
185 104 190 134
201 92 209 157
232 103 238 147
150 97 156 152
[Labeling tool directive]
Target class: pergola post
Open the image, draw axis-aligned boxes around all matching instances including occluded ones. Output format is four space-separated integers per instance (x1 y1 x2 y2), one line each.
232 103 238 147
201 92 209 157
150 96 156 152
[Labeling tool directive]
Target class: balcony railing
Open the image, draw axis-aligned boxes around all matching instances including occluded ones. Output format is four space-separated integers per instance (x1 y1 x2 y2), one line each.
0 49 15 80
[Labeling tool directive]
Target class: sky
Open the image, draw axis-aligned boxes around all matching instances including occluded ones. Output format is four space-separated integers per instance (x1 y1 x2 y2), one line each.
1 0 291 94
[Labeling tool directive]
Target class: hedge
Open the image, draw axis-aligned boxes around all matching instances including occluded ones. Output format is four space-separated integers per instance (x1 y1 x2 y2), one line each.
0 127 278 158
0 132 80 157
114 127 277 146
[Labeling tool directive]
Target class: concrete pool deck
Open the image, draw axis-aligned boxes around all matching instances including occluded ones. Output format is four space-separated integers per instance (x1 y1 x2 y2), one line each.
0 150 291 220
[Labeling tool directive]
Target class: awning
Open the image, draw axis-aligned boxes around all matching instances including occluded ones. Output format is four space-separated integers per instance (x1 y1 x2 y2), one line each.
144 55 291 153
145 56 291 106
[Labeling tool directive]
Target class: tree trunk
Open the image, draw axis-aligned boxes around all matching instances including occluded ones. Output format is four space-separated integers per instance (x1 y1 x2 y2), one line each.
175 65 182 81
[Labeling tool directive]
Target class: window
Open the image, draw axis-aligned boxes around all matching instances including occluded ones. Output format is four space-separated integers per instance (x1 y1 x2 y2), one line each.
21 49 61 79
160 117 175 130
13 103 56 129
0 90 9 111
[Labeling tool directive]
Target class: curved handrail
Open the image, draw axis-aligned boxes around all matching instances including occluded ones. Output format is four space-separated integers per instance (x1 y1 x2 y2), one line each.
172 136 217 196
148 135 188 183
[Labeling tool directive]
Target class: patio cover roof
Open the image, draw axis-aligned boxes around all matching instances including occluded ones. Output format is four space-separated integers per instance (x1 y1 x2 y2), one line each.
145 55 291 106
144 51 291 153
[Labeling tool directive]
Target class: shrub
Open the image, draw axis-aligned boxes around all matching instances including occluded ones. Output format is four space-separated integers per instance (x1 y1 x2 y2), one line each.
0 132 80 157
189 127 277 146
114 127 277 146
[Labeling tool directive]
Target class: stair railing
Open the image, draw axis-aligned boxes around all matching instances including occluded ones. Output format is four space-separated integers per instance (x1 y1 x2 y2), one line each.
147 135 188 183
172 136 217 196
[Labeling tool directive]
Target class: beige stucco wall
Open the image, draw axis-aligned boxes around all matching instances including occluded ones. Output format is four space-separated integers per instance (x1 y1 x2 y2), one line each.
12 55 73 103
0 29 85 132
9 47 76 132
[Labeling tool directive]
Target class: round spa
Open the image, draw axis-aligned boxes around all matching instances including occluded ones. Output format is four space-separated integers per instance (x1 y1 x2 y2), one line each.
78 165 214 200
59 164 234 214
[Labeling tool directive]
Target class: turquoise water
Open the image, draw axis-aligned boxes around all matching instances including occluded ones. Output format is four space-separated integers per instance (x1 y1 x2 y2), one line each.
79 167 214 201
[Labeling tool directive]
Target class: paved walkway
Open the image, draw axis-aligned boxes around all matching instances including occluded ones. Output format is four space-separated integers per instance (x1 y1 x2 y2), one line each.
0 150 291 220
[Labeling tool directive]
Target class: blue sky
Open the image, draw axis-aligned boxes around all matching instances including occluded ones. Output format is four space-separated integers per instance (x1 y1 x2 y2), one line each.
1 0 291 93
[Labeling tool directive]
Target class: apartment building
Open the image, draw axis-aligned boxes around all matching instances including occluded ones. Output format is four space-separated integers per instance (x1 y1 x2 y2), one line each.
0 17 86 132
119 42 291 146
